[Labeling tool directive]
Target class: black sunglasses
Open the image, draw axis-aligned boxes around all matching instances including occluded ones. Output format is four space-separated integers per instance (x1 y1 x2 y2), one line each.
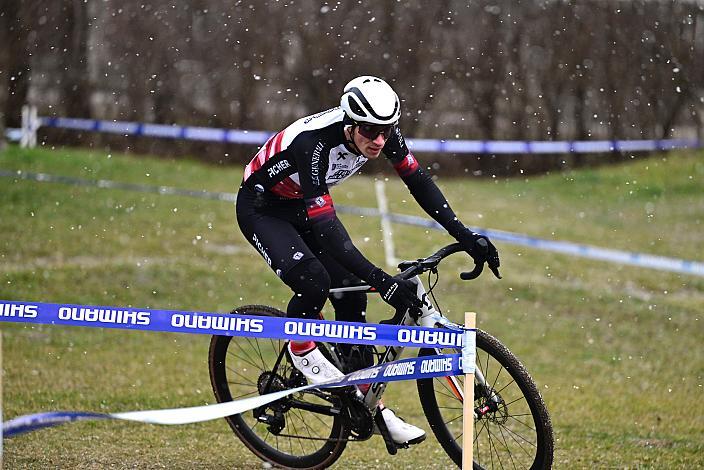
357 123 395 141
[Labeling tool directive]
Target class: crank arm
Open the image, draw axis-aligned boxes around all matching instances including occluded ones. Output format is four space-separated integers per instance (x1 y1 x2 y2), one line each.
288 398 341 417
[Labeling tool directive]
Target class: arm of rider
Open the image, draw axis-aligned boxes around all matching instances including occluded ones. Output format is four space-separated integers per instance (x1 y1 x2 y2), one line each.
383 126 501 279
305 208 423 311
293 138 420 297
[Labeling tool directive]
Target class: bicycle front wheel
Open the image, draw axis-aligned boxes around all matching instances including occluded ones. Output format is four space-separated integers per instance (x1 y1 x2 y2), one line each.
417 329 554 469
208 305 349 469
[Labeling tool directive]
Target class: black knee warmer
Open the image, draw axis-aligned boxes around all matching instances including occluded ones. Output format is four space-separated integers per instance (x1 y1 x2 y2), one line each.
282 258 331 319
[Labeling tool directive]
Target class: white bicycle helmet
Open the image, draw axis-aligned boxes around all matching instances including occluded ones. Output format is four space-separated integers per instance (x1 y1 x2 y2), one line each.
340 76 401 125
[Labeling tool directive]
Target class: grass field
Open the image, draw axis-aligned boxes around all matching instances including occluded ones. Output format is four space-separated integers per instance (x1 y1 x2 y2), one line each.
1 144 703 469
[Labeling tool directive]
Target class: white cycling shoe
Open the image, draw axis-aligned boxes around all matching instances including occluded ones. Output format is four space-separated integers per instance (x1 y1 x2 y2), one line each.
380 407 426 446
288 344 345 385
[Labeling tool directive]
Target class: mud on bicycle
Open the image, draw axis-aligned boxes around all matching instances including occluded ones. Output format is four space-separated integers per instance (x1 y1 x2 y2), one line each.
208 243 554 469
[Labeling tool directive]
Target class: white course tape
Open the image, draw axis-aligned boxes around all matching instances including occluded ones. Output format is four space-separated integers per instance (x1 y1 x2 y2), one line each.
4 352 465 437
112 384 311 425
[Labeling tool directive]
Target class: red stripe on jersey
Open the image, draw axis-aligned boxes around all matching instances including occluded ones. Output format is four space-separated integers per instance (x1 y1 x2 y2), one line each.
243 134 278 181
264 133 276 158
270 177 302 199
252 150 265 171
273 131 285 154
306 193 335 222
393 152 420 177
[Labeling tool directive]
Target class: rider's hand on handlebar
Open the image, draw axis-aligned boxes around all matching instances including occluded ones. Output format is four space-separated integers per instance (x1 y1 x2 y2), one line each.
368 268 423 312
456 228 502 279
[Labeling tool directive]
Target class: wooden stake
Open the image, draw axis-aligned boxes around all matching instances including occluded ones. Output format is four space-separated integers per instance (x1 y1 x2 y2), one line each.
462 312 476 469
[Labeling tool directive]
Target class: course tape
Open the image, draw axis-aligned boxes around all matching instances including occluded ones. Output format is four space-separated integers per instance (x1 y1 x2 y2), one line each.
0 300 467 349
3 352 467 436
385 213 704 277
2 169 702 277
37 116 703 154
0 169 237 202
2 352 467 437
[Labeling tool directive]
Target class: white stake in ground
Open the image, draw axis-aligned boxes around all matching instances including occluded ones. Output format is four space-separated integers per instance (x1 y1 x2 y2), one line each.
375 180 398 268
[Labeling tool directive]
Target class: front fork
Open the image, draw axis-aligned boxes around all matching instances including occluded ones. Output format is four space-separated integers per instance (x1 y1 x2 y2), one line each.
409 276 499 419
437 361 492 419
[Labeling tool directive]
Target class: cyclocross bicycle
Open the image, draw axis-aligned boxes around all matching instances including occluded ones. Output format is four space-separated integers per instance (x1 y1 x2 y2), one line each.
208 243 554 469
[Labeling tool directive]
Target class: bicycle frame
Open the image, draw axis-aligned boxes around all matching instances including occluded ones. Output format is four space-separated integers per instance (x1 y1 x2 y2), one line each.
328 275 482 412
211 241 553 468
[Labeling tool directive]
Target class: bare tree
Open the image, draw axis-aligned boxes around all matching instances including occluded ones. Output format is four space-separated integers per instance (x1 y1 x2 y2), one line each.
4 0 702 172
60 0 91 118
1 0 31 129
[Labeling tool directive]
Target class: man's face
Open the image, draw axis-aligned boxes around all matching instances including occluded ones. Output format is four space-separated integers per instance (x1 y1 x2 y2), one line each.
353 124 394 159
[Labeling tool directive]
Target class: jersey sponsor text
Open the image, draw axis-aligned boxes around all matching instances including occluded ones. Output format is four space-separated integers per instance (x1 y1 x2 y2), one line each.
267 160 291 178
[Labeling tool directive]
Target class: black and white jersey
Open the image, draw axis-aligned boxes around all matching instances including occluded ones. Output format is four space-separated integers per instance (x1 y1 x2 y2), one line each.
240 107 465 282
243 107 420 224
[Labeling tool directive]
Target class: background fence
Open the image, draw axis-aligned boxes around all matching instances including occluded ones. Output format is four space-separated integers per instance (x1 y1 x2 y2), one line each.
10 108 704 155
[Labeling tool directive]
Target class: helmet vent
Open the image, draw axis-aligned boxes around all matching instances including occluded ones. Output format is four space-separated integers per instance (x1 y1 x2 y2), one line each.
347 96 367 117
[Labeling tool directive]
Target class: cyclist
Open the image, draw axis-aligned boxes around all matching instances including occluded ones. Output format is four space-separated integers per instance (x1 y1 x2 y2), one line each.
236 75 500 446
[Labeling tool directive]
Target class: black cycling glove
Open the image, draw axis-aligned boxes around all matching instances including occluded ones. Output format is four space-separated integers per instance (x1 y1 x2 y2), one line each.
455 228 501 278
368 268 422 312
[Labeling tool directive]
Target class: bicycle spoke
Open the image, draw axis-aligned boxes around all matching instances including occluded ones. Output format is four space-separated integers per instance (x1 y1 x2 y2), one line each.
480 352 491 386
488 363 505 395
503 429 534 460
246 335 268 370
309 408 332 429
485 422 506 470
505 414 536 433
499 420 538 451
288 409 304 447
443 413 464 427
231 389 259 400
226 351 262 375
293 408 317 442
438 375 463 396
228 342 264 371
494 377 517 396
437 405 462 411
474 417 490 443
503 395 528 408
268 337 278 355
435 388 461 401
497 423 520 470
226 379 258 388
225 365 257 385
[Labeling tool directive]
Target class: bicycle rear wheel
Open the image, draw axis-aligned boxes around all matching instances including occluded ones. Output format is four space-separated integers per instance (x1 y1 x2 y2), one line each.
417 329 553 469
208 305 349 469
